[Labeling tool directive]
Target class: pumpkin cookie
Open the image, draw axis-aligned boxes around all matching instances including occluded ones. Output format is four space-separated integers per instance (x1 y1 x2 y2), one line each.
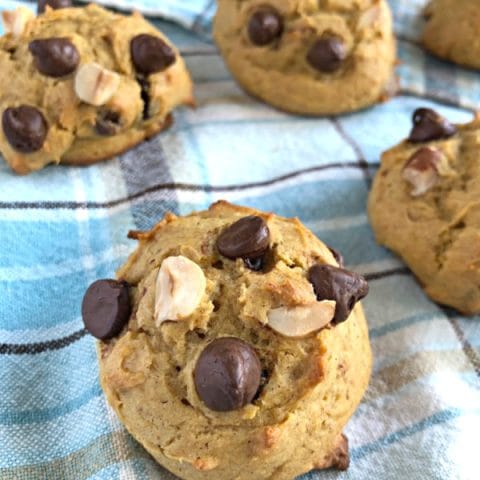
422 0 480 69
82 201 371 480
368 108 480 315
213 0 396 115
0 3 193 174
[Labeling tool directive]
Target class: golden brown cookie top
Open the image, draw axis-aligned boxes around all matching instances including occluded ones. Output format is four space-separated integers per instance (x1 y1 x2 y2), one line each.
86 201 369 425
216 0 388 75
368 109 480 314
213 0 396 115
422 0 480 70
0 4 193 173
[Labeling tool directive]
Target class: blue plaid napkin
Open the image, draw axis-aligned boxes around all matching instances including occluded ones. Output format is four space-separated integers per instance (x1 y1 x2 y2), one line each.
0 1 479 479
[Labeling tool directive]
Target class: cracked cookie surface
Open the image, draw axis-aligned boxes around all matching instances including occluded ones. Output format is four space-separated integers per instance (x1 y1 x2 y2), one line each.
92 201 371 480
213 0 396 115
0 4 193 174
368 110 480 315
422 0 480 70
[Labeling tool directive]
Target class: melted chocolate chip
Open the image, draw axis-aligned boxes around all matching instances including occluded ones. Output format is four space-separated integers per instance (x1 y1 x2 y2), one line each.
194 337 261 412
248 9 283 46
95 110 122 136
37 0 72 14
308 264 368 323
130 34 176 75
307 35 346 73
137 76 151 120
327 246 344 268
81 279 131 340
244 256 264 271
408 108 457 143
2 106 48 153
217 216 270 260
29 38 79 77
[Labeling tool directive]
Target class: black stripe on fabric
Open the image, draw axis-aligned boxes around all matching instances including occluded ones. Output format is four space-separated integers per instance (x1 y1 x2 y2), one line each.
364 267 411 281
396 34 421 47
118 133 179 230
398 89 476 113
0 266 412 356
191 0 215 34
330 119 372 187
0 162 379 211
181 49 217 57
443 309 480 378
0 328 88 355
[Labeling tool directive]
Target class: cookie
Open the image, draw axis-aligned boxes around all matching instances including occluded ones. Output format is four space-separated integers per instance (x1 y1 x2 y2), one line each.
213 0 396 115
83 201 372 480
368 108 480 315
422 0 480 70
0 4 193 174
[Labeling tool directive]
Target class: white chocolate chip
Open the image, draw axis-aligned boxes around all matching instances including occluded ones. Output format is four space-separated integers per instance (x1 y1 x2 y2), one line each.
2 7 34 38
74 63 120 106
155 256 206 326
403 147 442 197
267 300 336 338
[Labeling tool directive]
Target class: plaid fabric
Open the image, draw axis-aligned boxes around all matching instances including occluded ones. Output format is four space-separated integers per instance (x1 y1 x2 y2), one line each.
0 1 479 479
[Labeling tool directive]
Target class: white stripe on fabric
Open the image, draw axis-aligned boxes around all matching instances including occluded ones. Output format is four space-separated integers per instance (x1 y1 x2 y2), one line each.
306 213 368 232
353 258 406 276
0 317 82 343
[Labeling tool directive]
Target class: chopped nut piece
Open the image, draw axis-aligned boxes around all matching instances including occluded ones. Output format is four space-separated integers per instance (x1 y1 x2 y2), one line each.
403 146 443 196
267 300 336 337
357 4 382 30
2 7 34 38
155 256 206 326
74 63 120 106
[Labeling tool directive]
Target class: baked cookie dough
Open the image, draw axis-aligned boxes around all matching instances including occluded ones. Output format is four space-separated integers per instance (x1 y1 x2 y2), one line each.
0 3 193 174
368 108 480 315
213 0 396 115
82 201 372 480
422 0 480 70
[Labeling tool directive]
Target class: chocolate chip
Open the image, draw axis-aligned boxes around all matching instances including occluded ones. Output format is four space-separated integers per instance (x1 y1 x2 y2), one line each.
307 35 346 73
248 9 283 46
137 76 151 120
408 108 457 143
130 34 176 75
95 110 122 136
2 106 48 153
308 264 368 323
327 246 344 268
253 368 269 401
244 256 264 271
37 0 72 14
194 337 261 411
29 38 79 77
81 279 131 340
217 216 270 260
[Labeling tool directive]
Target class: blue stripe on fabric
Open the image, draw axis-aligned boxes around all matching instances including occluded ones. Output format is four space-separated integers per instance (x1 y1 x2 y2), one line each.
0 221 82 268
0 264 121 330
0 396 115 466
0 384 102 426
